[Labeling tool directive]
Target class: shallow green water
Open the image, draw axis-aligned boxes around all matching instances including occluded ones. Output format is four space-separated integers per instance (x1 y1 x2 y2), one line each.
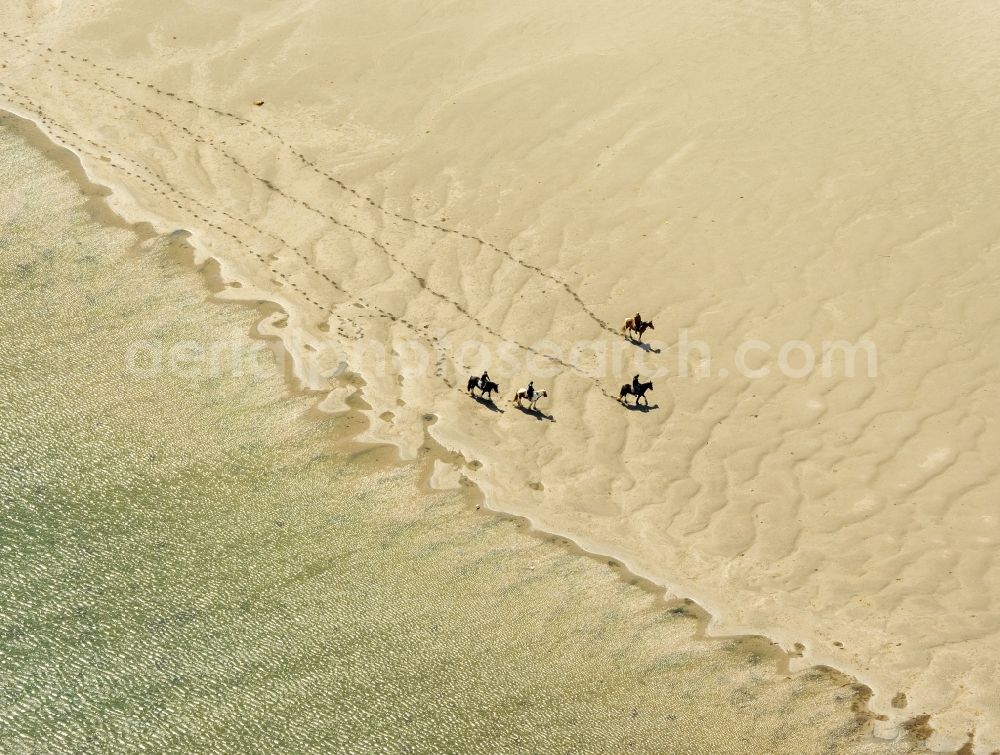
0 118 919 754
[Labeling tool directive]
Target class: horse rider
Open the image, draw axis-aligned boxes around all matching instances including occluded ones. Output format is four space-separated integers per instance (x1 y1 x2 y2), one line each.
632 374 641 394
634 312 643 330
480 370 491 390
525 381 535 401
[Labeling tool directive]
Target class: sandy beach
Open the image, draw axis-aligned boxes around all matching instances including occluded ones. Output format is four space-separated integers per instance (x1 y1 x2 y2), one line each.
3 1 1000 751
0 112 927 754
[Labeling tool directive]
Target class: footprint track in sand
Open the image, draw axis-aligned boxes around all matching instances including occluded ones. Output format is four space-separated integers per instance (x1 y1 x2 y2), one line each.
1 87 397 341
1 39 620 400
0 85 463 385
3 31 616 339
24 55 588 384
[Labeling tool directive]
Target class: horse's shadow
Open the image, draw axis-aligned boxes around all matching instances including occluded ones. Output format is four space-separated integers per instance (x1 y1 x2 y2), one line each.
622 401 659 412
469 392 503 413
626 336 661 354
514 403 555 422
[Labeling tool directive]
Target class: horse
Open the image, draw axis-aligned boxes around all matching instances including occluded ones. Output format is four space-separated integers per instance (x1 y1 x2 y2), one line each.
619 380 653 406
513 389 547 411
623 317 654 342
467 375 500 400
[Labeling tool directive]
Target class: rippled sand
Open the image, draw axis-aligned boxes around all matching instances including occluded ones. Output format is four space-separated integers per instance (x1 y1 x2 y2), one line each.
0 120 927 754
1 1 999 750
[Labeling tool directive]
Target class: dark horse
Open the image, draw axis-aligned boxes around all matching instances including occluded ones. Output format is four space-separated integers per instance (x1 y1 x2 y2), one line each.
619 380 653 406
623 317 654 342
467 375 500 400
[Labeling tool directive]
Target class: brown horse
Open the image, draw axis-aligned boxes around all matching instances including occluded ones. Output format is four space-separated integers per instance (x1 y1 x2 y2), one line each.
623 317 654 342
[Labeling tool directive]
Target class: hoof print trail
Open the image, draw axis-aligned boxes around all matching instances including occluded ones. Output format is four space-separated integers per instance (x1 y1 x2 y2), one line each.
3 38 625 397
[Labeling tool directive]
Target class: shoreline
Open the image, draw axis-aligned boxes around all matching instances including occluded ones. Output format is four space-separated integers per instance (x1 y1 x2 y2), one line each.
0 105 944 753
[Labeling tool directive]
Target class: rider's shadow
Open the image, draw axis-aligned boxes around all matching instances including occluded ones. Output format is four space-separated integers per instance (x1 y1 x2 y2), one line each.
623 402 658 412
627 336 661 354
515 404 555 422
470 394 504 413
